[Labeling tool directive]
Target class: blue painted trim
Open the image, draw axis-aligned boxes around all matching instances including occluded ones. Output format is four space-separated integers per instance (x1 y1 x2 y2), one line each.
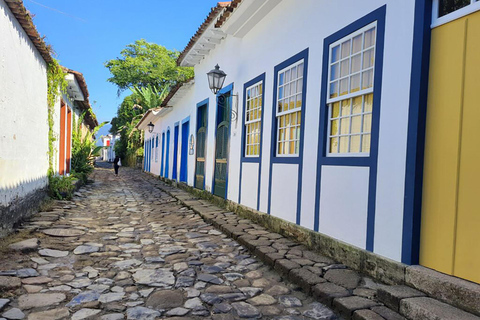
180 119 190 183
212 82 234 199
267 48 309 226
166 128 171 178
195 98 209 190
173 123 179 181
143 140 146 171
238 74 266 208
314 6 386 253
401 0 432 265
161 132 165 177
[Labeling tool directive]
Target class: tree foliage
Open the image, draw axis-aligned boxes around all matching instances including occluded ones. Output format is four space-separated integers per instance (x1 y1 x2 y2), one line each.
106 39 192 166
71 113 107 179
105 39 193 94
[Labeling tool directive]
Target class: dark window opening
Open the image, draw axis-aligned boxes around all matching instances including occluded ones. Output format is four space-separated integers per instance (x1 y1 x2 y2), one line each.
439 0 472 17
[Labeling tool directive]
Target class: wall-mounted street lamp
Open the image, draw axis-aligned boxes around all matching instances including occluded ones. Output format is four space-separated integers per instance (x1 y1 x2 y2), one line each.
207 64 227 94
147 122 154 133
206 64 240 126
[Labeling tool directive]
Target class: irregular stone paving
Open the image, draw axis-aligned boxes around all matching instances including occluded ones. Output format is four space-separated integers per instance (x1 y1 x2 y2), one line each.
0 163 341 320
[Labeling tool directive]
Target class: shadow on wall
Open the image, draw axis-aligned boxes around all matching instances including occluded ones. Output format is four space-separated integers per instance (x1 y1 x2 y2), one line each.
1 0 46 68
0 176 49 237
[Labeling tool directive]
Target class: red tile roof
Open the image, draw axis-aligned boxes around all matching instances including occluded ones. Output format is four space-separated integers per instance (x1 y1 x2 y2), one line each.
215 0 242 28
160 78 194 108
4 0 54 64
177 1 231 66
63 67 99 130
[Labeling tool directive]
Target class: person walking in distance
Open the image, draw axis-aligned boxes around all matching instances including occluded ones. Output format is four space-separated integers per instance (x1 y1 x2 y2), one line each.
113 156 121 176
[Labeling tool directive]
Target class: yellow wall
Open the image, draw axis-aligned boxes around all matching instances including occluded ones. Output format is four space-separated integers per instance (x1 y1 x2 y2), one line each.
421 11 480 284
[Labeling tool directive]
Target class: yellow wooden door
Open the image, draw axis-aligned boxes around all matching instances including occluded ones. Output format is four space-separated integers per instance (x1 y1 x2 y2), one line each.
421 10 480 284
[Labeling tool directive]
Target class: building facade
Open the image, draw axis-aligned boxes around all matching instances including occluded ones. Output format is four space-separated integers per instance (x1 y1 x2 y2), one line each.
102 134 120 162
137 0 480 284
0 0 97 234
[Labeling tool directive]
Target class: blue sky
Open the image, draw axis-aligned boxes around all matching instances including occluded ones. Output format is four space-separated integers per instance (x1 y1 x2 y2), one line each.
24 0 218 136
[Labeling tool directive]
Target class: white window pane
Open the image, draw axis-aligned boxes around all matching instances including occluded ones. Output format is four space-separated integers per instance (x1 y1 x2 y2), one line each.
352 34 362 53
339 78 349 96
362 70 373 89
331 45 340 63
340 59 350 77
297 63 304 77
331 63 339 81
341 40 351 58
330 81 339 99
351 54 362 73
350 74 361 93
364 28 376 48
363 48 375 69
296 79 303 93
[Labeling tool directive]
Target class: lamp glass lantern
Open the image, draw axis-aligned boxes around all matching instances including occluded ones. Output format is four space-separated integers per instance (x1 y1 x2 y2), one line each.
207 64 227 94
147 122 154 133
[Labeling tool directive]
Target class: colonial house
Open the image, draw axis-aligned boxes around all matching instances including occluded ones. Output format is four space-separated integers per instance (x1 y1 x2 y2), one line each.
0 0 97 233
101 133 120 162
137 0 479 294
53 68 98 176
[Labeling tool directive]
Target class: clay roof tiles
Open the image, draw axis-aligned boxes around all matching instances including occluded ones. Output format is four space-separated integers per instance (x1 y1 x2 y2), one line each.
4 0 54 64
177 1 231 66
63 67 99 130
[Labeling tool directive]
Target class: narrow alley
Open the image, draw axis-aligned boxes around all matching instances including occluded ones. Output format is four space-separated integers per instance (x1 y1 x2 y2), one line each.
0 164 337 320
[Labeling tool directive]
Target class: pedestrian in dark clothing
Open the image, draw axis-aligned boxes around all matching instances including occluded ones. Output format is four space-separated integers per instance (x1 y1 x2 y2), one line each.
113 156 121 176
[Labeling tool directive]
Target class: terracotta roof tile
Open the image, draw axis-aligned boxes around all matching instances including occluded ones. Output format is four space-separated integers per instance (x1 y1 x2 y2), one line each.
177 1 231 66
215 0 242 28
4 0 53 64
160 78 194 108
63 67 99 130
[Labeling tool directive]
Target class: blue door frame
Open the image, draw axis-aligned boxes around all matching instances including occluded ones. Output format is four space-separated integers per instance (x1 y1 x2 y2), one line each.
165 129 170 178
212 83 233 199
195 99 209 190
161 132 165 176
172 124 179 180
180 118 189 183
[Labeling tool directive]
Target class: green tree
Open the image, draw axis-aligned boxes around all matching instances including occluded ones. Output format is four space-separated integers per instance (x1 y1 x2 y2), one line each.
105 39 193 94
71 113 107 180
110 85 168 166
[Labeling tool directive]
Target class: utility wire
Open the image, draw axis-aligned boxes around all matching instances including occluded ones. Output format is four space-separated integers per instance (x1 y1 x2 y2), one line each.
28 0 88 23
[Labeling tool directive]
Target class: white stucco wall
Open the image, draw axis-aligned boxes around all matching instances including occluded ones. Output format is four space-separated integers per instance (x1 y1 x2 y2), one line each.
143 0 417 262
0 0 49 206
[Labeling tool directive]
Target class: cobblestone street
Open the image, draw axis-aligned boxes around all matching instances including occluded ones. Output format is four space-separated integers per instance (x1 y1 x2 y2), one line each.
0 164 338 320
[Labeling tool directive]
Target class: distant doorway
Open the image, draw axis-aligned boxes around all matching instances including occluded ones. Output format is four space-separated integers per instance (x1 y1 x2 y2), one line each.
195 102 208 189
172 124 179 180
180 120 189 183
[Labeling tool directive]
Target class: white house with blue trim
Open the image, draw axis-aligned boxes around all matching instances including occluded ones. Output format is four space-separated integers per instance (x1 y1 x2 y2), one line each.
137 0 431 268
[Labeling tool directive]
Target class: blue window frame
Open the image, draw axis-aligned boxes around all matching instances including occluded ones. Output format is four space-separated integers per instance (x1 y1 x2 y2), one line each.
314 6 386 251
239 73 266 209
267 49 309 224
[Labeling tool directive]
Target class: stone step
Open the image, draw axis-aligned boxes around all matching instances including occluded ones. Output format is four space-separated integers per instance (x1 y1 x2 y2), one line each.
377 285 425 312
406 266 480 316
400 297 480 320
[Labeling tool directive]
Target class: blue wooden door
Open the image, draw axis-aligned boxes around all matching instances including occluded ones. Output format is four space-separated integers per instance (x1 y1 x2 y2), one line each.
172 125 179 180
161 133 165 176
165 130 170 178
195 104 208 189
213 93 231 198
180 121 189 182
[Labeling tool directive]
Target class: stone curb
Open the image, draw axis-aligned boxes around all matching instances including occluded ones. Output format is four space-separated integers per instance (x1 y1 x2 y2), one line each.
148 178 402 320
146 175 480 320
